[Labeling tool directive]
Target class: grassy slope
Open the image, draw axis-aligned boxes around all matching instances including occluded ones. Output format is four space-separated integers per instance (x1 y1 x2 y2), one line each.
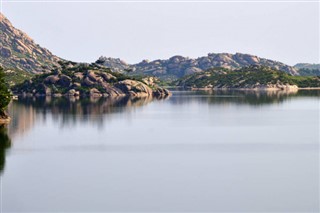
4 68 33 87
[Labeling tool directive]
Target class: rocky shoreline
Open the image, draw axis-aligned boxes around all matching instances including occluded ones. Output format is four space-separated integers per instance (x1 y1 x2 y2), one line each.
16 79 171 99
186 85 320 91
176 66 320 90
186 83 300 91
12 62 171 99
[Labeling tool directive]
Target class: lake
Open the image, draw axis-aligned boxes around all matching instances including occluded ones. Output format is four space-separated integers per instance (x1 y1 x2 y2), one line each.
0 90 319 212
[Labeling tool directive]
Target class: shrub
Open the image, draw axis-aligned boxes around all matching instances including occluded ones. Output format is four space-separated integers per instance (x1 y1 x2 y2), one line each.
0 67 11 110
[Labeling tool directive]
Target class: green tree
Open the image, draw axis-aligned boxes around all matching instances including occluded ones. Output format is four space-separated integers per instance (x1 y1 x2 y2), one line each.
0 67 11 117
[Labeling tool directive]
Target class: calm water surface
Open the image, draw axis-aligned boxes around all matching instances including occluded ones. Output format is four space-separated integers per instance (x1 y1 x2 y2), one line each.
0 90 319 212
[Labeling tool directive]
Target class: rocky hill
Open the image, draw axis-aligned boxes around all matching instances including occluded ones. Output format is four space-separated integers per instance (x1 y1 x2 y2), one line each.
294 63 320 70
0 13 61 73
176 65 320 90
294 63 320 76
12 61 170 98
96 57 130 72
96 53 298 81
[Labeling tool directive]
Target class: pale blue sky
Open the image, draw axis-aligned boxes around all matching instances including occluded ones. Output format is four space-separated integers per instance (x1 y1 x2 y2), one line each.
1 1 319 65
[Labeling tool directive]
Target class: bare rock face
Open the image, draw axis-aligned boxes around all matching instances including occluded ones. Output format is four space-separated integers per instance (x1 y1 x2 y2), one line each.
114 80 153 97
101 72 117 82
83 77 95 86
104 86 124 97
96 56 130 72
0 47 12 58
58 75 72 87
45 75 60 84
89 88 102 97
67 89 80 96
87 70 99 82
184 67 203 76
97 53 299 80
0 13 61 73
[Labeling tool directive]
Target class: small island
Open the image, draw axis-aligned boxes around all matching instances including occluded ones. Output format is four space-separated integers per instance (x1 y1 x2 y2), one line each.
176 65 320 90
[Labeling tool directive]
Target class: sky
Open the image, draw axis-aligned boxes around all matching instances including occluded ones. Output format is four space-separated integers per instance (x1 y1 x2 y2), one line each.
1 0 319 65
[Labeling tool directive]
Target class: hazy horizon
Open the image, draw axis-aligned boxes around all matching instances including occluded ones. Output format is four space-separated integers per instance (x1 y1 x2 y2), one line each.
1 1 319 65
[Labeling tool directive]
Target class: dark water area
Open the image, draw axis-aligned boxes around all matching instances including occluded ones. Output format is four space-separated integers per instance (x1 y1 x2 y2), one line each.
0 90 319 212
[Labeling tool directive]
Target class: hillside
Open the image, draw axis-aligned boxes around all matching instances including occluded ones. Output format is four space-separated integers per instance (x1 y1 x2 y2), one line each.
294 63 320 70
12 61 170 98
4 68 32 87
96 53 298 81
176 66 320 90
2 12 316 91
294 63 320 76
0 13 61 73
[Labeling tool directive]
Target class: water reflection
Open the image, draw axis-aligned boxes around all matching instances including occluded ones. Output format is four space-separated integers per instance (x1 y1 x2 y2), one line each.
7 90 320 140
170 89 320 106
0 124 11 174
2 90 319 212
8 96 158 138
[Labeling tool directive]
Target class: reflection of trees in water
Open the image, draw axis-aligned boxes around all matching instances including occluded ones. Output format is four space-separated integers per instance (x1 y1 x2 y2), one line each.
170 89 320 106
8 96 158 137
0 124 11 174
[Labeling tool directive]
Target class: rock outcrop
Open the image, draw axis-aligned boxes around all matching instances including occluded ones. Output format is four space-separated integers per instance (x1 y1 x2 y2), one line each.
13 61 171 98
96 57 130 73
0 13 61 73
97 53 299 80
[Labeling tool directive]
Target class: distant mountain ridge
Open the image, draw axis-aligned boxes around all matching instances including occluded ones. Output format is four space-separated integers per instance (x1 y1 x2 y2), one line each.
96 53 299 80
0 13 307 82
0 13 61 73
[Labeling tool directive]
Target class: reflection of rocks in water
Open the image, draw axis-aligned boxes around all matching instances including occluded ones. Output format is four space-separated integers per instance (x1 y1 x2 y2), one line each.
8 96 161 136
0 124 11 174
171 89 320 106
8 101 37 139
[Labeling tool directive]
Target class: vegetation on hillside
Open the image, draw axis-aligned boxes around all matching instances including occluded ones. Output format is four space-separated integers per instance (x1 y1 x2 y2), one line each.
97 53 298 81
4 68 33 86
12 61 170 98
294 63 320 76
176 66 320 89
294 63 320 70
297 68 320 76
0 67 12 119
